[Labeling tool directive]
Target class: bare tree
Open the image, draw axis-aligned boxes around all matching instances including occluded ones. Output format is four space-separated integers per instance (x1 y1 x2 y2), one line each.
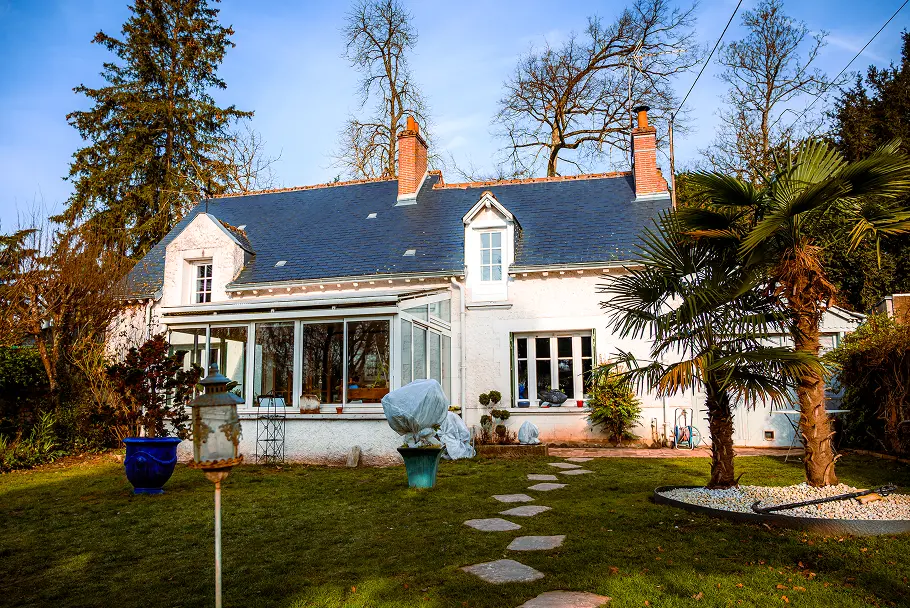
702 0 840 181
218 122 282 193
335 0 431 179
495 0 699 178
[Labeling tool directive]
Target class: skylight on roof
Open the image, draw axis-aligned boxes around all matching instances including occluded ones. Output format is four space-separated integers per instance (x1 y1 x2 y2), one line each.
275 260 287 267
367 213 377 219
237 224 247 230
403 249 416 257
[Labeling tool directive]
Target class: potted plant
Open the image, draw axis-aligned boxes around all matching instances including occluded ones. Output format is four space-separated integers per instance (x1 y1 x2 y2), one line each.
382 379 448 488
107 334 202 494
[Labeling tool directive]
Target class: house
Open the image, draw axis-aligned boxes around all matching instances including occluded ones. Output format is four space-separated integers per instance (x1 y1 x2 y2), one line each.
117 109 857 464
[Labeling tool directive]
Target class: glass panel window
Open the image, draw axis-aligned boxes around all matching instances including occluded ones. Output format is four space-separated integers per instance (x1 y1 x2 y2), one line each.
429 299 451 322
210 326 247 398
300 322 344 406
195 263 213 303
400 319 413 386
168 328 206 370
346 320 391 403
441 335 451 399
253 322 294 406
404 304 428 321
535 337 551 397
429 332 441 384
413 325 427 380
516 337 528 400
480 231 503 282
581 336 594 397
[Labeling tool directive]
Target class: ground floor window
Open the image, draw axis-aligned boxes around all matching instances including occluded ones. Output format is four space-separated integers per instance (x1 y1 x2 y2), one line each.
513 332 593 406
254 322 294 405
210 326 247 399
400 304 452 399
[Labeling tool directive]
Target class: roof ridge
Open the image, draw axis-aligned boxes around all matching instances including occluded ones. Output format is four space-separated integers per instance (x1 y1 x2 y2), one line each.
434 171 632 190
209 176 396 199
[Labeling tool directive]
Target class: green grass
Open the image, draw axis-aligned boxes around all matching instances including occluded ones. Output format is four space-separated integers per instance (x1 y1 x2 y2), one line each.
1 454 908 608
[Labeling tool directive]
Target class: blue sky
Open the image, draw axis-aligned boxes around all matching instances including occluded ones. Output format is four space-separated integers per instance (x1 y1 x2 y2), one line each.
0 0 907 229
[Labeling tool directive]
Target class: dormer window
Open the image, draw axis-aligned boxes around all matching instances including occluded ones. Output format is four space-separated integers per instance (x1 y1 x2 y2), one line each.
480 231 503 282
194 262 213 303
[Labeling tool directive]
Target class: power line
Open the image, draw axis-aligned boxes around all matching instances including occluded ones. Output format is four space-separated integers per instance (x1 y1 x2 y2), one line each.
786 0 909 135
674 0 743 117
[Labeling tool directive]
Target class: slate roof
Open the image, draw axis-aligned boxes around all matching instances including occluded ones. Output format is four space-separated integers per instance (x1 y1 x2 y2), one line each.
123 173 670 298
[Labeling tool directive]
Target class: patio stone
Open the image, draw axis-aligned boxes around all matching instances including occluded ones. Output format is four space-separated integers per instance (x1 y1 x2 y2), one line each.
565 457 594 463
558 469 593 476
464 518 522 532
494 494 535 503
461 559 545 584
508 535 566 551
517 591 611 607
528 483 567 491
528 474 559 481
499 505 552 517
548 462 582 469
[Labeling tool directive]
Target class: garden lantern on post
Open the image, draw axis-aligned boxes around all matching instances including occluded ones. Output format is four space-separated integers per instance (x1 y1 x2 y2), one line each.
189 363 243 608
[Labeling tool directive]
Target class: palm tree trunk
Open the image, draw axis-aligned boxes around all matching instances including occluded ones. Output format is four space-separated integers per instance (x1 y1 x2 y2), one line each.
705 382 736 488
793 312 839 486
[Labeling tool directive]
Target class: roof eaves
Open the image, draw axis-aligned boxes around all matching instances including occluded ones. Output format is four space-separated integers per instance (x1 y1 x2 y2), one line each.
225 269 464 291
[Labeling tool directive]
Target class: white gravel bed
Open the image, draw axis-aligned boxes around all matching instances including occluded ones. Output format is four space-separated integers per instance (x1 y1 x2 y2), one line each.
659 483 910 520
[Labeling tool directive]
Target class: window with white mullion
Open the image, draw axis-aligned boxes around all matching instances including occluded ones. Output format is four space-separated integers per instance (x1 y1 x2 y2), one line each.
512 331 594 406
480 231 503 282
195 262 213 303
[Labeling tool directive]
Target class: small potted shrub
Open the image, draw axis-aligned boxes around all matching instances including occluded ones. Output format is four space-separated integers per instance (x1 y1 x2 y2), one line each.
382 379 448 488
587 368 642 446
107 334 202 494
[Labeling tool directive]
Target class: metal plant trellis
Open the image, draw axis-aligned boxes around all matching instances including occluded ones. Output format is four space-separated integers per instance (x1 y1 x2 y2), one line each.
255 393 286 463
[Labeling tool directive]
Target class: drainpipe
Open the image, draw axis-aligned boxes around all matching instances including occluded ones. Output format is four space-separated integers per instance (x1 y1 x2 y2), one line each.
450 278 467 413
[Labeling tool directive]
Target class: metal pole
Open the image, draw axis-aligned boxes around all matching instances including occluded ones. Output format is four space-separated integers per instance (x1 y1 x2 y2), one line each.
214 479 222 608
669 115 677 209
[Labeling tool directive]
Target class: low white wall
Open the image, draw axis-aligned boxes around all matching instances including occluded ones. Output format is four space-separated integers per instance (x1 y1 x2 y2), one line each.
178 415 404 466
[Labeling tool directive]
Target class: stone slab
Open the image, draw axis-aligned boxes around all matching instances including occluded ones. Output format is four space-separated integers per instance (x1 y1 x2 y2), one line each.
464 518 522 532
461 559 545 584
494 494 535 503
565 457 594 463
528 474 559 481
508 535 566 551
500 505 552 517
517 591 611 607
548 462 582 469
559 469 593 476
528 483 568 491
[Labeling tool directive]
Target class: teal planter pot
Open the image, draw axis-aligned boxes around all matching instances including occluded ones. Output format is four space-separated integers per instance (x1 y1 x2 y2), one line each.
397 447 443 488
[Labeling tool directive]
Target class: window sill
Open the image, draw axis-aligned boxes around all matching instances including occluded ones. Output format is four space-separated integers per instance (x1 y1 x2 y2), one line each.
238 410 387 421
508 407 591 414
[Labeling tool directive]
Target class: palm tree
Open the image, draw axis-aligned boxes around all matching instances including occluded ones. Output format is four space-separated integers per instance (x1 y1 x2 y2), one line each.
682 140 910 486
601 212 816 488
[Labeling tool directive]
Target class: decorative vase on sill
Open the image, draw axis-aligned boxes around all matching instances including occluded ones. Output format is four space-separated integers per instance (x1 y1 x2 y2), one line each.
336 406 343 414
577 399 584 408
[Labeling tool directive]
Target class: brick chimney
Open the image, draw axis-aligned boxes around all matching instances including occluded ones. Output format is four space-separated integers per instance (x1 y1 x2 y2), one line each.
397 116 428 201
631 105 668 199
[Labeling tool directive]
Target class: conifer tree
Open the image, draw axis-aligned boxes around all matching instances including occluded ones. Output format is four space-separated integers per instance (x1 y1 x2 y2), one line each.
60 0 251 258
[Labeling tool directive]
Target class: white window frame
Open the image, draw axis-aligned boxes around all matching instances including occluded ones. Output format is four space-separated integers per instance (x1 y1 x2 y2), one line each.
190 260 213 304
512 331 594 407
479 230 504 282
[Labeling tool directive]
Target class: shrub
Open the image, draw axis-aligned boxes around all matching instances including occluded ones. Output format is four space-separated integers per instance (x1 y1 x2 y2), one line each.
588 369 642 446
0 411 66 472
0 346 50 438
827 314 910 455
106 334 202 439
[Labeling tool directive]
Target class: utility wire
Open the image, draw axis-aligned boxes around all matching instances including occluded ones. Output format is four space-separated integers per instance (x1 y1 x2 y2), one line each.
786 0 909 136
674 0 743 118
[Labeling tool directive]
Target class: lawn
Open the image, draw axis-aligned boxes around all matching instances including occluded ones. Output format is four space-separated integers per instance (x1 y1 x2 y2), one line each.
1 454 908 608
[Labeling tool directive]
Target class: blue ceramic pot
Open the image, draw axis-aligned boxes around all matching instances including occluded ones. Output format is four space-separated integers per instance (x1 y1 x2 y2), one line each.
123 437 181 495
397 447 443 488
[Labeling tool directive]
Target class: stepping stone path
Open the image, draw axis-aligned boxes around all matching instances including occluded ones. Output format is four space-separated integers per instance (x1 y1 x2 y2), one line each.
517 591 611 607
528 482 567 491
565 457 594 463
461 559 545 584
462 458 600 603
500 505 552 517
464 518 521 532
508 535 566 551
493 493 535 503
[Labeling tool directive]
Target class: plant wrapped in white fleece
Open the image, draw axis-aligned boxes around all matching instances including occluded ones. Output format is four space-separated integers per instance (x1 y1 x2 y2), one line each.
440 411 475 459
518 421 540 445
381 379 448 448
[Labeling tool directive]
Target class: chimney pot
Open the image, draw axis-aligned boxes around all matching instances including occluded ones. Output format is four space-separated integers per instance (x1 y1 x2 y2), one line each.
633 105 650 129
406 115 418 133
631 105 666 199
